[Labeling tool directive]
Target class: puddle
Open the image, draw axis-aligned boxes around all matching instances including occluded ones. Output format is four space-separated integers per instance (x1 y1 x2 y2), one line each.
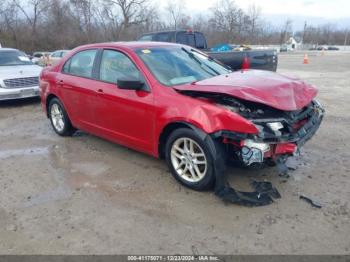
0 147 49 159
23 185 72 208
71 162 110 177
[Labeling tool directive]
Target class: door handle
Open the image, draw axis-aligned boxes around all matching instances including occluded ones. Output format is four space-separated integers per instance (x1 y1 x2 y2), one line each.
96 88 104 94
56 80 64 85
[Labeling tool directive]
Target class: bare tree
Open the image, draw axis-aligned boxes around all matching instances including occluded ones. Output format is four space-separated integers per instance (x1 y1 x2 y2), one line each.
12 0 49 49
1 0 349 53
70 0 96 42
165 0 186 30
247 4 262 43
210 0 241 43
0 0 21 48
102 0 151 40
280 19 293 44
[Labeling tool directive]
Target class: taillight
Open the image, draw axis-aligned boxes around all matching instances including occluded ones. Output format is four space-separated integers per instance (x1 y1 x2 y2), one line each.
242 56 250 70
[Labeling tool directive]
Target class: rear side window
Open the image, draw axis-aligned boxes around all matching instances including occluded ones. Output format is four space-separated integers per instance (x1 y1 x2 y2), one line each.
99 50 140 84
195 33 207 49
154 32 171 42
176 32 196 47
63 49 97 78
138 34 153 41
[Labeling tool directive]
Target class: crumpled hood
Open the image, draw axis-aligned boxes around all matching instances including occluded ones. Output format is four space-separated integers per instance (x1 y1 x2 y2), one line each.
174 70 318 111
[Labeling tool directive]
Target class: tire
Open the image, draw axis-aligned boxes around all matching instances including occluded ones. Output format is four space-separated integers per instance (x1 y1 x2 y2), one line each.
165 128 216 191
48 98 75 136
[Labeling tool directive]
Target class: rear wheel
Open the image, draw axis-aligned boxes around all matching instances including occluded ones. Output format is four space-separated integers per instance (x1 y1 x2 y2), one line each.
165 128 215 191
48 98 75 136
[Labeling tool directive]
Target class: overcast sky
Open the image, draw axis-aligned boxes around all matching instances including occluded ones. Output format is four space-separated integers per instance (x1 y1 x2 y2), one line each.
173 0 350 19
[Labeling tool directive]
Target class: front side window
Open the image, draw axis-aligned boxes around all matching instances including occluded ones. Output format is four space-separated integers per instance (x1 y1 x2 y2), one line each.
136 47 230 86
63 49 97 78
0 50 33 66
99 50 140 84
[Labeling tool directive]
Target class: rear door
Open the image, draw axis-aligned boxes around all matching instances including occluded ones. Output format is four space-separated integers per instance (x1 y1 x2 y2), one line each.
59 49 101 131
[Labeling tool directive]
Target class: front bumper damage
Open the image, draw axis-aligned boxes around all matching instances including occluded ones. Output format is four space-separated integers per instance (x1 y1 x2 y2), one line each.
211 100 324 206
213 100 324 167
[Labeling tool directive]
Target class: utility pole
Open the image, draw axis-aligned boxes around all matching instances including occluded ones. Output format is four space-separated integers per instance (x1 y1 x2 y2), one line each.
302 21 307 43
302 21 307 49
344 30 349 50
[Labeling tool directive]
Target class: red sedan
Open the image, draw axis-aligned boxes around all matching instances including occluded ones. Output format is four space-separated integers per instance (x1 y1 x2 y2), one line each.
40 42 324 193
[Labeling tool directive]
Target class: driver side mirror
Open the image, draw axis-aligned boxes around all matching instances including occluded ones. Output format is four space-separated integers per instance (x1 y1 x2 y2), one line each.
117 78 144 90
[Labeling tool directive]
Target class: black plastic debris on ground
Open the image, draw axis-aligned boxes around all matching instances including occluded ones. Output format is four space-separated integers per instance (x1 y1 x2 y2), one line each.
300 195 322 208
215 179 281 207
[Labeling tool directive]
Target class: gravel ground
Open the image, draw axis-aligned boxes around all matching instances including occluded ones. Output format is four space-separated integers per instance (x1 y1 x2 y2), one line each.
0 51 349 255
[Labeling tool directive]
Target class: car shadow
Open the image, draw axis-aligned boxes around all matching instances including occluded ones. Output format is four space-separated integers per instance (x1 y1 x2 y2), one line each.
0 97 41 108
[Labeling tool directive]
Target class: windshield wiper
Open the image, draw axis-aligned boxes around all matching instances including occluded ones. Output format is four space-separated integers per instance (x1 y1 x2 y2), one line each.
181 47 219 76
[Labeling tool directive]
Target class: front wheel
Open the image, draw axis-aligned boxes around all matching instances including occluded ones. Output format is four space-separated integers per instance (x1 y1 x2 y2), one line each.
165 128 216 191
48 98 75 136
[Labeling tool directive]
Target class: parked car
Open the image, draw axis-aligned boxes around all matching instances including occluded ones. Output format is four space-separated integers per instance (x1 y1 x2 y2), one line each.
317 46 327 51
40 42 324 192
280 45 293 52
31 51 50 65
327 46 339 51
138 30 278 71
0 48 42 101
48 50 70 65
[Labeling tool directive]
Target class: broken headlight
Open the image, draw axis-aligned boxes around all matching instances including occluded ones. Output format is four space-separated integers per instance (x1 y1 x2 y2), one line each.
241 139 270 166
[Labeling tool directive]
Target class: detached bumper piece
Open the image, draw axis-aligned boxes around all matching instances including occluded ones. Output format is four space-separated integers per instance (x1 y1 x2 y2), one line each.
210 100 324 207
215 180 281 207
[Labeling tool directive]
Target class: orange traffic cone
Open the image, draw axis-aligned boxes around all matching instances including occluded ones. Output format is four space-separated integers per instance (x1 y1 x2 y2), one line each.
303 54 309 64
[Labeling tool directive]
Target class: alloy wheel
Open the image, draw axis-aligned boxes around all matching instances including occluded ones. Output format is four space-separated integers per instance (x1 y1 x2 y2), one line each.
170 137 207 182
50 103 65 132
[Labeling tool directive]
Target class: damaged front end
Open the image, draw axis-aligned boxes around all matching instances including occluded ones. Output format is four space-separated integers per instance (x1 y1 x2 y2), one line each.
182 91 324 206
209 95 325 169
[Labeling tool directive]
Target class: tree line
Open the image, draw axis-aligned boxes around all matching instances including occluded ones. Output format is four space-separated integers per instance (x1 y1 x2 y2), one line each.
0 0 349 53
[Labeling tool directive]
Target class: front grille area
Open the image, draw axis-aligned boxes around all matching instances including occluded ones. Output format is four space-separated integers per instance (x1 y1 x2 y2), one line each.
3 77 39 89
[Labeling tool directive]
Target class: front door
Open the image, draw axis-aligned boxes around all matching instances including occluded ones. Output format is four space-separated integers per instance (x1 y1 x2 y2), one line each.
93 49 155 154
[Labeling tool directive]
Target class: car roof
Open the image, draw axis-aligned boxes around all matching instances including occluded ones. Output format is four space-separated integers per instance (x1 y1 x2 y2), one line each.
52 50 69 52
73 41 183 51
140 30 202 35
0 48 20 52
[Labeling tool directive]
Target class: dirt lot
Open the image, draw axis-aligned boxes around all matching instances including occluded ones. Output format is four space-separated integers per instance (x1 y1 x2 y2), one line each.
0 51 349 255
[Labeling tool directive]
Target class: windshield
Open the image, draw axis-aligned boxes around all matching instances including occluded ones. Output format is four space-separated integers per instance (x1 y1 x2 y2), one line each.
0 50 34 66
135 47 231 86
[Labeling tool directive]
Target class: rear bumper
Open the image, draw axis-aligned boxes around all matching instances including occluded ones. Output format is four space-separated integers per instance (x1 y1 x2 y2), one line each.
0 86 40 101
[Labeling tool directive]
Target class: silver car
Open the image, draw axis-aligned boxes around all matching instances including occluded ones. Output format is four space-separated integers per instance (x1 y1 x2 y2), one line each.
0 48 42 101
